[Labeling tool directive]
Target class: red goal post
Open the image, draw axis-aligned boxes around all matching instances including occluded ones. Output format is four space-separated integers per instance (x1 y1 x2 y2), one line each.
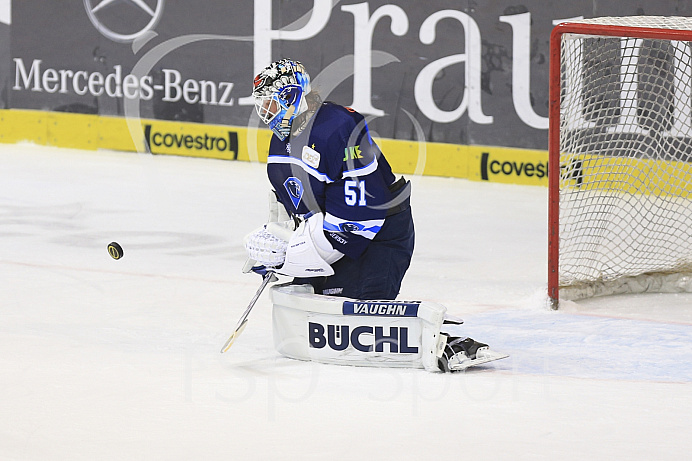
548 17 692 309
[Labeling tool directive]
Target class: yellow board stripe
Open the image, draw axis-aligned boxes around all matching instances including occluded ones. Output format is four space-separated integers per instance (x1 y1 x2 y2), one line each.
561 154 692 198
0 109 555 186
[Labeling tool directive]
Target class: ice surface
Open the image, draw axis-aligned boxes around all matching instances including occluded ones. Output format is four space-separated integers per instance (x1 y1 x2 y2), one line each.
1 143 691 460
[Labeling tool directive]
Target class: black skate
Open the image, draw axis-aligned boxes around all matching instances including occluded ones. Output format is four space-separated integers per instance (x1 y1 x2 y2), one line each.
438 335 508 372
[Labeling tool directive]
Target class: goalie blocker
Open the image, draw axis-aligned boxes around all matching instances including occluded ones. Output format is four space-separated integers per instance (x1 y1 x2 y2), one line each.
271 284 508 372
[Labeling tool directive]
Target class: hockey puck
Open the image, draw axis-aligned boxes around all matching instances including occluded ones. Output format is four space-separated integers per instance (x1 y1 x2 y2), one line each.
107 242 124 260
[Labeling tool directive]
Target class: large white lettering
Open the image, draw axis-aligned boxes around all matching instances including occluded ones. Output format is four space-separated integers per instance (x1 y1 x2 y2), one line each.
11 58 233 105
606 38 648 134
665 42 692 136
13 58 42 91
238 0 332 106
414 10 492 124
27 5 692 138
553 16 595 131
499 12 548 129
341 3 408 116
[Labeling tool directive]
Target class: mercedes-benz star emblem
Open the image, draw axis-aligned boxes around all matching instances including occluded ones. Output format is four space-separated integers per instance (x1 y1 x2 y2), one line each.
84 0 165 43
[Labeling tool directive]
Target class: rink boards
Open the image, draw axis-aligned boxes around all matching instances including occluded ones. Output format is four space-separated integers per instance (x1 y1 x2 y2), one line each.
0 108 549 186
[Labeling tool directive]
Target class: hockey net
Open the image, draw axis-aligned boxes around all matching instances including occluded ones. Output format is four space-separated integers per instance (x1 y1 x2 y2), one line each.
548 17 692 307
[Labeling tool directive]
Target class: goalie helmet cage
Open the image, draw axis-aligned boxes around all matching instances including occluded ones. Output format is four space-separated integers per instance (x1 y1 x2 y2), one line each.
548 17 692 309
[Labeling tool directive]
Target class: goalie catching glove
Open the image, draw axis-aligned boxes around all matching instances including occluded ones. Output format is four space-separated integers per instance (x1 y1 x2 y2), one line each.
244 212 343 277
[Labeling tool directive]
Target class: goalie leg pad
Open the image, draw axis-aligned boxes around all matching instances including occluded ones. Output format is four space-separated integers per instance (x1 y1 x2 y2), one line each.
270 284 446 372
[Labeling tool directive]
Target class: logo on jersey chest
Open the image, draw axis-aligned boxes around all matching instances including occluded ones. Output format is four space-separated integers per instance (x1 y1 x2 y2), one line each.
343 146 363 161
302 144 320 169
283 176 304 209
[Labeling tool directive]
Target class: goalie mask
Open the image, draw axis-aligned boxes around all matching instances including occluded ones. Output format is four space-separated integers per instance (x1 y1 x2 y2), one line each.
252 59 311 140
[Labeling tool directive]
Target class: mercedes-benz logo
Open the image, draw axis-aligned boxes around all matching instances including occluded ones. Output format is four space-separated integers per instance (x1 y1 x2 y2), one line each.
84 0 165 43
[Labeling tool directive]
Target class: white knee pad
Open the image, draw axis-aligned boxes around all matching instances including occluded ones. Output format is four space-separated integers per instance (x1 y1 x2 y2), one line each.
270 284 447 372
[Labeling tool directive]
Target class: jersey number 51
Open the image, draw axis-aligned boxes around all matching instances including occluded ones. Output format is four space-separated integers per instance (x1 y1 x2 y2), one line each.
344 180 367 206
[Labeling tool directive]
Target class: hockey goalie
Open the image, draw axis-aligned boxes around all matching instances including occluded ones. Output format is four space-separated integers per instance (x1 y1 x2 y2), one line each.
240 59 507 372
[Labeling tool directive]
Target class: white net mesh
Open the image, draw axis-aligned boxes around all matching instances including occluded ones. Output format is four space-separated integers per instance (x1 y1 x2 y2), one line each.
557 17 692 300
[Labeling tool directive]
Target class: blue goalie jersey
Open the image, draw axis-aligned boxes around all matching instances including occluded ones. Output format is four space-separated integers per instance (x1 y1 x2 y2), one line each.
267 102 402 260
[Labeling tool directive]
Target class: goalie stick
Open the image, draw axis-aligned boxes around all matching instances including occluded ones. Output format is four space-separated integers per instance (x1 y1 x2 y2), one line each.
220 271 277 353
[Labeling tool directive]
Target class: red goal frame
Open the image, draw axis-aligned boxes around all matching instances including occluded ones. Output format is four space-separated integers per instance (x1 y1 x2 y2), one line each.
547 20 692 309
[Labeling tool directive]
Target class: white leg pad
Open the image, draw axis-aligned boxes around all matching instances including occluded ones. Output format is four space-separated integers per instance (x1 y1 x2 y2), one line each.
270 284 447 372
